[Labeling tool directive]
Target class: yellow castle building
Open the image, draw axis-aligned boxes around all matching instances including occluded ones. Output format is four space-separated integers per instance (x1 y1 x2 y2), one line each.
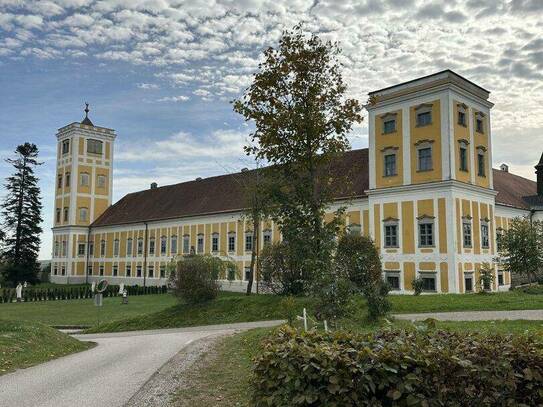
51 71 543 293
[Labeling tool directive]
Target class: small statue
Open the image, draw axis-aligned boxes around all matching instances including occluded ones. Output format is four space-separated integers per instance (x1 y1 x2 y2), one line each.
119 283 124 295
91 281 96 293
16 283 23 302
122 289 128 304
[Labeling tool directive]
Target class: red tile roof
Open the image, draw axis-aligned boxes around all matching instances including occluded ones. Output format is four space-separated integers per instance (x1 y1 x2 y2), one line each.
91 148 536 227
92 148 369 227
492 169 537 209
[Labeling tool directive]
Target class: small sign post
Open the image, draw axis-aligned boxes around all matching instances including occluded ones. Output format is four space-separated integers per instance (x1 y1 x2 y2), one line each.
94 279 109 325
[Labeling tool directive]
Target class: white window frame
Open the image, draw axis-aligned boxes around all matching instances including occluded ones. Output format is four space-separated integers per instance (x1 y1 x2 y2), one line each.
62 139 70 155
263 229 272 246
127 238 133 256
100 239 106 257
383 218 399 248
160 236 167 255
464 273 474 292
149 237 156 255
114 238 120 256
228 232 236 253
87 138 103 155
97 174 107 188
458 139 469 172
381 146 399 177
245 232 253 252
381 112 397 134
348 223 361 236
79 207 88 222
462 216 473 248
415 103 433 127
80 172 90 186
419 272 437 292
415 140 434 172
171 235 177 254
137 238 144 255
457 103 467 127
183 234 190 254
476 146 486 177
480 218 490 249
211 232 219 252
197 233 204 253
77 243 86 257
475 112 485 134
385 271 401 291
417 215 435 248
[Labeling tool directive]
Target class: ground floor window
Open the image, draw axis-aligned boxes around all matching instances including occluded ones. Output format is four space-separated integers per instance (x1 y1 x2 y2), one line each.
126 265 131 277
78 243 85 256
136 266 142 277
464 275 473 292
227 267 236 281
148 265 154 278
87 265 93 275
244 266 252 281
385 272 400 290
112 265 118 276
53 267 58 275
99 265 104 276
498 272 504 286
420 273 436 292
160 265 166 278
61 266 66 276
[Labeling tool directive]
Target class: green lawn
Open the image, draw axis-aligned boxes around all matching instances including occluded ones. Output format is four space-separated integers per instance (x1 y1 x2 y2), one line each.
87 290 542 333
173 319 543 407
0 319 93 375
389 290 543 313
0 294 176 327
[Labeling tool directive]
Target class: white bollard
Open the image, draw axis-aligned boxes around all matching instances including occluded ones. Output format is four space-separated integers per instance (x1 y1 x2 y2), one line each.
303 308 308 331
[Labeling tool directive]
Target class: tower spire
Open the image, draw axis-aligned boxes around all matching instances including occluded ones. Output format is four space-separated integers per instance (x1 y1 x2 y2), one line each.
81 102 94 126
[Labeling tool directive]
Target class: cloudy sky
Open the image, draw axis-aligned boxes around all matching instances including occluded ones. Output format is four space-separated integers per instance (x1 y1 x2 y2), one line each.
1 0 542 259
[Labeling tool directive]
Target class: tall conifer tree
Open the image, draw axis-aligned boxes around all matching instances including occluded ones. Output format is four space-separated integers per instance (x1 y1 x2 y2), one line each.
1 143 43 284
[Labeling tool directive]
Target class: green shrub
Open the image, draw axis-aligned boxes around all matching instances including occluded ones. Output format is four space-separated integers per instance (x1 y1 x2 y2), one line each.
170 255 230 304
412 276 424 295
252 326 543 406
479 262 495 292
259 242 306 296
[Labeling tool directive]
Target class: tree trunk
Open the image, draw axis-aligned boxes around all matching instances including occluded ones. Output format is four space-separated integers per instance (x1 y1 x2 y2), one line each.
246 214 259 295
14 156 27 264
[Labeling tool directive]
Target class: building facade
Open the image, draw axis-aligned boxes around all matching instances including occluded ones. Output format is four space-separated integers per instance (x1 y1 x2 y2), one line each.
51 71 543 293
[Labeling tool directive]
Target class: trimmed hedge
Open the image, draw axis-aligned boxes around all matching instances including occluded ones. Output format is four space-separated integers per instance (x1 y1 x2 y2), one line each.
0 284 168 304
252 326 543 406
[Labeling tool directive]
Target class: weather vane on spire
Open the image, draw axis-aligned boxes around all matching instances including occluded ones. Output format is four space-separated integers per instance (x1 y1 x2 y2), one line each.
81 102 94 126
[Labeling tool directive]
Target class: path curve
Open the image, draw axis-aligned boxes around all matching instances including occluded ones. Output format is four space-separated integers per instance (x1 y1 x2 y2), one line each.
0 320 283 407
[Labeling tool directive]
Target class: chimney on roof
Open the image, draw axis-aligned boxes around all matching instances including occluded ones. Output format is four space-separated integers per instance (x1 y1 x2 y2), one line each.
241 168 249 172
150 182 158 189
536 153 543 197
196 177 202 181
500 163 509 172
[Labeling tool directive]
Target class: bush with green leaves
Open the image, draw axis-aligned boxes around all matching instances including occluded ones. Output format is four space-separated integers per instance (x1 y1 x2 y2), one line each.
252 326 543 406
412 276 425 295
335 234 389 320
259 242 305 295
479 262 495 292
170 255 232 304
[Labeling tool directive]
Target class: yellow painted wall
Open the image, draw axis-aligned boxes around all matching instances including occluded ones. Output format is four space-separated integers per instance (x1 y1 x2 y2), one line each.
410 100 442 184
438 198 447 254
404 262 415 290
473 109 490 188
401 201 415 254
453 102 471 183
440 262 448 293
375 109 403 188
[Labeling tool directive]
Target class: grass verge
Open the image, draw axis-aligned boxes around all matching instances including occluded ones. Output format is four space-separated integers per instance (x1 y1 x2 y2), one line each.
0 294 176 326
0 319 93 375
85 293 313 333
173 319 543 407
87 290 542 333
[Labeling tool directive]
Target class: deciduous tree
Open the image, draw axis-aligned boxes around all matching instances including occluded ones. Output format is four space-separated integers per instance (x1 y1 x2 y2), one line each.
233 24 363 289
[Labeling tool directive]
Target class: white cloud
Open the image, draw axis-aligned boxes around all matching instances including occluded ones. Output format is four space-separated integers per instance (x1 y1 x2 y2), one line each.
137 82 159 89
157 95 189 102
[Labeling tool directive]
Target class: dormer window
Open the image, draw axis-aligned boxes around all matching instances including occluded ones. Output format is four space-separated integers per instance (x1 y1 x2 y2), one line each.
415 104 432 127
457 103 467 127
87 139 103 155
381 113 397 134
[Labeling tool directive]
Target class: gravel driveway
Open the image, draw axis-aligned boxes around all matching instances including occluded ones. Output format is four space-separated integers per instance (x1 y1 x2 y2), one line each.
0 320 283 407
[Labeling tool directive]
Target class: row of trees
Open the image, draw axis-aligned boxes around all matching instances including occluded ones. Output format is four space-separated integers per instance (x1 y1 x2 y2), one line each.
0 143 43 286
